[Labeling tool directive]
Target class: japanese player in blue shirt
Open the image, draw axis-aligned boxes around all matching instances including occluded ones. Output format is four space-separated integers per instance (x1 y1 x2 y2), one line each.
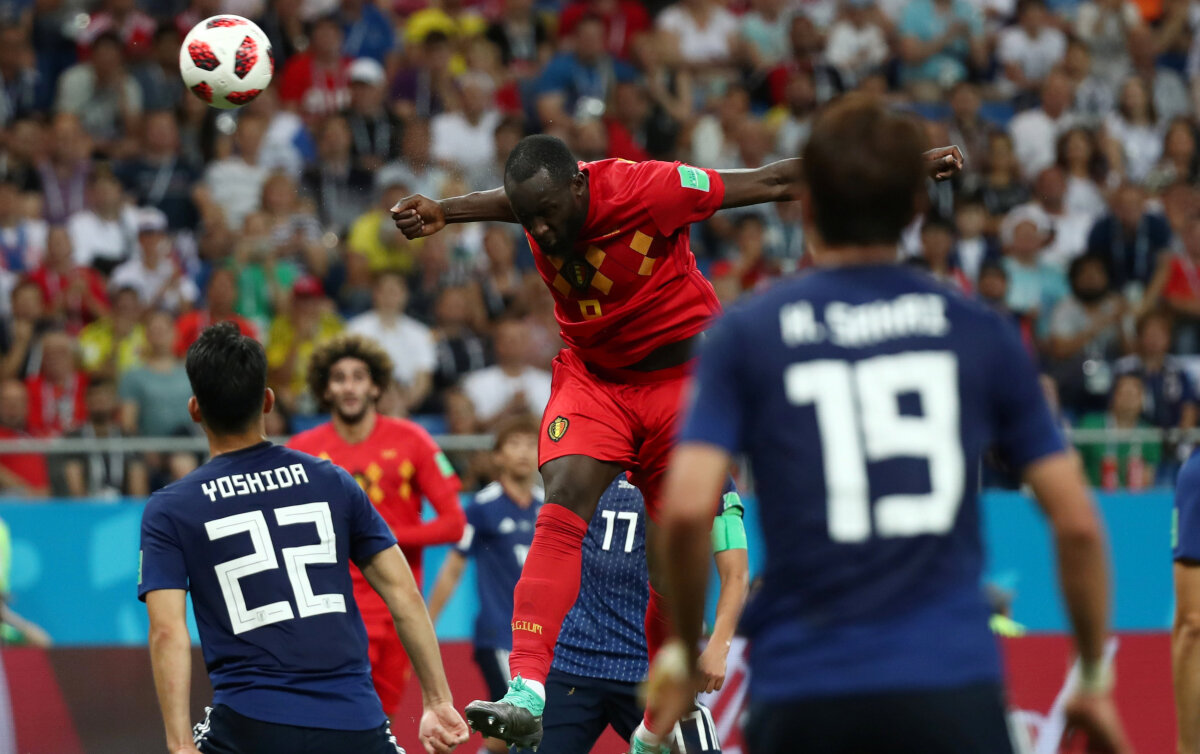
650 97 1129 754
138 323 469 754
1173 449 1200 751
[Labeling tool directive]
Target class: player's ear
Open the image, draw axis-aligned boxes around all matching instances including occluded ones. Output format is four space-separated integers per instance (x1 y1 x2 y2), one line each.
187 396 202 425
262 388 275 416
571 171 586 197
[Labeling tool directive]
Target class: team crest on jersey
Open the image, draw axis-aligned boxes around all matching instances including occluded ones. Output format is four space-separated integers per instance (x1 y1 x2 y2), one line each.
548 416 569 442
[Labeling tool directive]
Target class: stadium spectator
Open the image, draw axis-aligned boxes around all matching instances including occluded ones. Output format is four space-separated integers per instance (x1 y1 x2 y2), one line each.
300 115 373 232
766 71 816 160
823 0 887 90
997 0 1067 99
1057 127 1110 220
114 111 200 230
427 285 491 413
952 197 1001 284
402 0 486 47
37 115 92 224
945 83 993 182
1009 71 1082 180
347 174 420 275
379 119 449 200
1077 372 1161 489
1065 37 1116 127
477 225 525 318
346 269 436 411
109 207 199 311
3 119 45 195
690 86 750 168
1128 26 1189 124
0 25 41 127
909 215 972 293
61 378 148 498
655 0 739 75
173 267 257 356
1103 76 1163 183
461 315 550 430
1074 0 1142 87
337 0 394 64
1145 117 1199 190
470 115 528 191
739 0 792 74
78 285 146 380
1114 311 1197 468
77 0 156 61
486 0 553 72
1001 214 1069 336
279 14 351 119
0 280 52 381
24 330 88 436
200 110 270 229
343 57 405 172
390 30 455 121
536 14 636 125
259 171 329 277
971 132 1031 221
432 73 502 173
897 0 986 98
54 32 144 155
29 226 110 333
0 380 48 496
118 309 194 438
134 26 186 111
1086 182 1171 293
1151 212 1200 351
711 214 779 296
558 0 649 61
228 212 297 333
1008 166 1094 269
266 275 344 414
0 179 46 273
67 168 139 275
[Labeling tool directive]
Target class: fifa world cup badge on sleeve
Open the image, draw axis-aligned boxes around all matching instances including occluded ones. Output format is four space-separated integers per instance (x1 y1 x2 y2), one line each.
548 416 569 442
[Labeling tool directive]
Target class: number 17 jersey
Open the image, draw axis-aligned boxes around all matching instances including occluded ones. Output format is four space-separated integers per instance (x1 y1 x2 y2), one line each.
682 265 1066 701
138 442 397 731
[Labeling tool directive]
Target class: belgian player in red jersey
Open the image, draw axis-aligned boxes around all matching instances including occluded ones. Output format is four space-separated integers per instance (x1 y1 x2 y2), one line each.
393 134 963 752
288 333 466 719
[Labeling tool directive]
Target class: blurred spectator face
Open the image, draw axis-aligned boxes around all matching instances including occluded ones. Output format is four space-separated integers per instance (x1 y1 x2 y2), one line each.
1061 128 1093 170
350 79 384 113
91 36 125 81
435 286 470 328
234 115 267 161
145 112 180 155
40 332 76 381
423 34 453 73
785 73 817 115
261 173 297 214
1034 167 1066 209
1163 183 1198 232
1009 220 1045 262
736 119 772 166
146 311 175 356
9 120 41 163
45 227 73 269
1041 72 1072 117
575 17 607 63
0 26 28 76
294 292 324 336
0 380 27 429
402 120 432 165
735 216 765 260
1165 120 1196 161
955 202 986 238
319 117 353 161
494 120 524 165
90 172 124 215
1118 78 1151 121
789 14 819 56
494 319 529 368
1069 256 1110 303
987 133 1016 175
444 389 477 433
373 272 408 315
49 114 88 163
461 75 495 121
950 83 980 121
379 183 408 211
978 265 1008 303
0 182 19 221
86 381 118 425
207 269 237 314
112 287 140 321
11 281 42 320
1018 0 1047 31
571 118 608 162
612 83 649 126
1110 374 1144 418
1128 27 1155 69
139 227 167 264
1138 314 1171 359
484 226 517 269
1113 185 1145 229
311 18 344 63
1064 40 1091 79
920 222 955 265
154 28 182 69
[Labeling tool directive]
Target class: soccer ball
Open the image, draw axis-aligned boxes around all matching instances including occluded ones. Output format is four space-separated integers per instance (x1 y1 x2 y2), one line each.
180 15 273 110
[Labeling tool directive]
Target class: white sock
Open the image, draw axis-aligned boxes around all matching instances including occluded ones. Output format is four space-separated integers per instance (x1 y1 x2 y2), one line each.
633 721 661 745
518 678 545 702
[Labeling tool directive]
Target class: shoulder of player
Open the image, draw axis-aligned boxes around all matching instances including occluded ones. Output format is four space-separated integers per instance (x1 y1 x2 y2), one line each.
473 481 505 504
286 422 333 451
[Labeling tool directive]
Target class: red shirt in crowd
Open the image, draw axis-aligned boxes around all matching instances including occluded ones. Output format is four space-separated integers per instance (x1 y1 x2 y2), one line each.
28 265 110 335
0 425 49 493
279 53 352 117
1164 255 1200 302
174 311 257 357
558 0 650 59
24 372 88 436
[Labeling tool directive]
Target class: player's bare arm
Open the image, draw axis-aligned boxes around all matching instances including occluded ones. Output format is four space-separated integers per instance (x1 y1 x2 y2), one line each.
427 549 468 624
146 588 203 754
391 187 516 239
360 544 470 754
1024 452 1131 754
697 546 749 694
647 442 731 734
1174 562 1200 752
718 146 964 209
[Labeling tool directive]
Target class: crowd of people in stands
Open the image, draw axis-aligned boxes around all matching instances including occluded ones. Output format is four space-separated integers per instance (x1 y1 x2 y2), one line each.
0 0 1198 496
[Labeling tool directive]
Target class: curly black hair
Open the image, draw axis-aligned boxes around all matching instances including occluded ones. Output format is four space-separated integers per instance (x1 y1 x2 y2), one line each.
306 333 394 412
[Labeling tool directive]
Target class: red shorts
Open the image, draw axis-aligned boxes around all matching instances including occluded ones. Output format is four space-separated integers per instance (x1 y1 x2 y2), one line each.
365 618 412 716
539 348 691 522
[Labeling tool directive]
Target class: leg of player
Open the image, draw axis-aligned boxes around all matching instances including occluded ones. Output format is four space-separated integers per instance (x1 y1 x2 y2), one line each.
633 520 680 754
465 454 621 750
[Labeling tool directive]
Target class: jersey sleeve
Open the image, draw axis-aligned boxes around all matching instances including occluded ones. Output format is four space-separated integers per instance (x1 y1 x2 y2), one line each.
138 492 188 601
392 425 466 548
635 160 727 237
1176 452 1200 562
455 502 481 556
679 309 747 454
340 467 398 565
988 312 1067 471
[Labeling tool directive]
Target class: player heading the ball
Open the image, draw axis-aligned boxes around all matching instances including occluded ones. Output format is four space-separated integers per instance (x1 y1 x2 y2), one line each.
138 322 468 754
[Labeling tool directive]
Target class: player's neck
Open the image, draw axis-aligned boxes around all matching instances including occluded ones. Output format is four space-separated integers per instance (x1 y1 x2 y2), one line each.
499 473 535 506
206 425 269 458
810 243 901 268
334 408 378 445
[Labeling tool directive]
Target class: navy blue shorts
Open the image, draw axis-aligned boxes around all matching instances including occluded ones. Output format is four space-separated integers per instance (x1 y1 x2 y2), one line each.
194 704 403 754
745 682 1013 754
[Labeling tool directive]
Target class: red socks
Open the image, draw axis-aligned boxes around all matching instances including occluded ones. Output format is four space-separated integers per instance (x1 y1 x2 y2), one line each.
642 585 673 732
507 503 590 685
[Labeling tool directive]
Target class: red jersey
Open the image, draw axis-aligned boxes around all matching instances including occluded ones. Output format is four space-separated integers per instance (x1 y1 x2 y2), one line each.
288 415 464 621
529 159 726 370
1166 255 1200 301
25 373 87 436
174 311 257 357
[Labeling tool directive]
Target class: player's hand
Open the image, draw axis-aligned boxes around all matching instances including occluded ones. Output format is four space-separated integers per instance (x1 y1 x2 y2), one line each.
1062 692 1132 754
923 145 964 181
646 639 696 740
695 639 729 694
418 701 469 753
392 195 446 240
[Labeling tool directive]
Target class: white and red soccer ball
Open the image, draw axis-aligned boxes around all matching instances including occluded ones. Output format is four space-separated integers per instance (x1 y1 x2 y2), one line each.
179 15 273 110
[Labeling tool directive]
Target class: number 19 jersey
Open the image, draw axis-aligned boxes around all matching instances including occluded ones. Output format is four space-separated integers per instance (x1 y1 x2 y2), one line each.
138 442 397 731
681 265 1065 701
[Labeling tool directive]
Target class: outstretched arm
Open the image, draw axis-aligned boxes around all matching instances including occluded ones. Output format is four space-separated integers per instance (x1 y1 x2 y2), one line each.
718 146 965 209
392 188 517 239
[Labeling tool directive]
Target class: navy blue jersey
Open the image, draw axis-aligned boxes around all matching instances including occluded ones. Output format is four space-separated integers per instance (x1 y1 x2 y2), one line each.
681 265 1065 702
554 475 650 683
138 442 397 730
1174 449 1200 561
455 482 543 650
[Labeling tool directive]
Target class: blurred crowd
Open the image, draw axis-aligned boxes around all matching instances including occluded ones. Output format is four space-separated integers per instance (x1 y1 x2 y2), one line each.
0 0 1198 497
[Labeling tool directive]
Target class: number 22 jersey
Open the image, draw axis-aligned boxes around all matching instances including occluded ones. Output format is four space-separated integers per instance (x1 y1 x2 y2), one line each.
138 442 397 731
682 265 1066 701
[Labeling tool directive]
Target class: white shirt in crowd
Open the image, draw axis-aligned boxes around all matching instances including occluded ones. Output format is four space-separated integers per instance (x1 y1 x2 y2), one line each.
109 255 200 312
1004 201 1093 270
656 4 739 64
997 25 1066 89
67 205 139 268
203 158 269 230
346 310 437 387
1009 107 1082 180
462 365 552 424
431 110 502 173
824 21 889 87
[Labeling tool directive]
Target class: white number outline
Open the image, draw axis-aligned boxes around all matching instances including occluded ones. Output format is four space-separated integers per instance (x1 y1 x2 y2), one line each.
785 352 965 543
205 502 345 635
